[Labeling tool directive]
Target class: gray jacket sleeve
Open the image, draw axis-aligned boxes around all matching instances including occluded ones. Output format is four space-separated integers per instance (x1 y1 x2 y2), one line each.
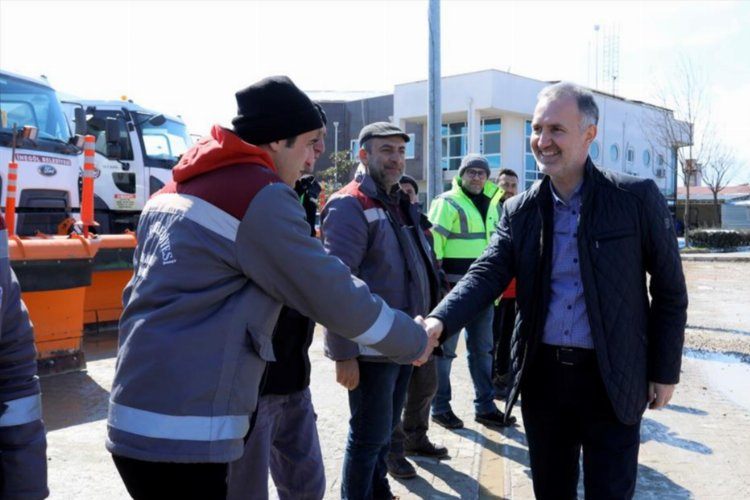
319 195 368 361
236 183 426 365
0 227 49 499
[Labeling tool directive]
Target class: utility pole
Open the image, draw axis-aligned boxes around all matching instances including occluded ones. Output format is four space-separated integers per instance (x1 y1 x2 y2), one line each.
594 24 600 90
427 0 443 207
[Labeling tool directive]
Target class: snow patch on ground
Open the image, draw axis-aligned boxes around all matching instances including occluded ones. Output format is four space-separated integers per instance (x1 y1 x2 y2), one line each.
685 349 750 412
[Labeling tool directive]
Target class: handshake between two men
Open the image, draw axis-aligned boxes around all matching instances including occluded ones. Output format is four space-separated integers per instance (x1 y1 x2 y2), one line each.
412 316 445 366
335 316 444 391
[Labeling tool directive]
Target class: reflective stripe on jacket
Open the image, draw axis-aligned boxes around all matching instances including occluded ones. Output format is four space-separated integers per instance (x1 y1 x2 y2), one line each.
321 171 441 361
108 159 427 464
428 176 503 282
0 218 49 499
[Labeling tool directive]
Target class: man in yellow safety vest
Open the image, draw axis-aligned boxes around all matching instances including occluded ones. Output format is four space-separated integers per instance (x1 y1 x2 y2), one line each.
428 154 516 430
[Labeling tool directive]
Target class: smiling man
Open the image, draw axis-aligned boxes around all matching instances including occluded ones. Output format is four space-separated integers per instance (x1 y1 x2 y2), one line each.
321 122 443 499
421 82 687 499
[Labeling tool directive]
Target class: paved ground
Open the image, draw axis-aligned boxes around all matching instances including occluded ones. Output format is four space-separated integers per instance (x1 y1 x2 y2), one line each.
42 260 750 499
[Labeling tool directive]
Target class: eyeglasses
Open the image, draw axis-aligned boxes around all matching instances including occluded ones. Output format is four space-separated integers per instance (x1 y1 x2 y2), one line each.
464 169 487 179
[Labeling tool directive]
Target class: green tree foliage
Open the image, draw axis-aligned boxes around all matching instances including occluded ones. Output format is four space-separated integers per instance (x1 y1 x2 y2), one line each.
318 150 358 200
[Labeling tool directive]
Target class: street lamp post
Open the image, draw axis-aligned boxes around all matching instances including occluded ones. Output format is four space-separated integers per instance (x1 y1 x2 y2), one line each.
333 121 339 156
333 121 339 186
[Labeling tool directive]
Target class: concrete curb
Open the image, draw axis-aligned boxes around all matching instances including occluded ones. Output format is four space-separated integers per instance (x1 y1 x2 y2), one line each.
681 253 750 262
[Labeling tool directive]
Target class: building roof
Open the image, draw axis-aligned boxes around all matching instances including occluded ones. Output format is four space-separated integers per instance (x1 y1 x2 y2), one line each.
396 68 674 113
306 90 391 102
677 184 750 201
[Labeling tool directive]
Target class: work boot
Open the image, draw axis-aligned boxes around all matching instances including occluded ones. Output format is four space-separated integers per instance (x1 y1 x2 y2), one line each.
475 409 517 428
404 439 449 459
386 456 417 479
431 410 464 430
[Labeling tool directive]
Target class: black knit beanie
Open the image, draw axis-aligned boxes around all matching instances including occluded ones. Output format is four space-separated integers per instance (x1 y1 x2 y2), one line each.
231 76 323 145
399 174 419 194
314 103 327 126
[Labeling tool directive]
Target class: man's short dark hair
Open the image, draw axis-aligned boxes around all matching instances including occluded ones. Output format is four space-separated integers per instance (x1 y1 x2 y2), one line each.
285 136 297 148
497 168 518 179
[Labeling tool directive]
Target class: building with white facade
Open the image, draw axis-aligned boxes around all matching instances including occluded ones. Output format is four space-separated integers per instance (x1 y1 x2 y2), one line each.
393 69 687 205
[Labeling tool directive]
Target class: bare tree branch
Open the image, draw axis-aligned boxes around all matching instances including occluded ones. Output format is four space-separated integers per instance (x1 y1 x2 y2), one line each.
701 146 739 224
642 54 720 245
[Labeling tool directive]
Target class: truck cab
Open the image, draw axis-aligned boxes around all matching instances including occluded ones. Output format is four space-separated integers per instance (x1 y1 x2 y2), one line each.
63 99 192 233
0 70 82 235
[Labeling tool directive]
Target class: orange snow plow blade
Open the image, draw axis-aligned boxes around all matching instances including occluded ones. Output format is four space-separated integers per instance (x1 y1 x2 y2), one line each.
83 233 136 335
9 234 100 375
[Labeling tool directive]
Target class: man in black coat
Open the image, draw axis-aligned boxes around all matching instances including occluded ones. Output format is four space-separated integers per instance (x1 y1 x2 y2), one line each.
422 82 687 499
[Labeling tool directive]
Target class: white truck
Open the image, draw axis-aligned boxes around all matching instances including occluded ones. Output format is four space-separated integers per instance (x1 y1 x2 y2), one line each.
62 99 193 233
0 70 83 235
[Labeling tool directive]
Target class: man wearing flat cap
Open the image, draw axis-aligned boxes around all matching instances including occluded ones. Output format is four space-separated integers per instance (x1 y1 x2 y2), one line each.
428 153 516 430
107 79 436 498
321 122 442 499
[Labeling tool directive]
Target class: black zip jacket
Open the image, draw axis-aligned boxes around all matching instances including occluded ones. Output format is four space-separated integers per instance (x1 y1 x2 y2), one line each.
429 158 688 425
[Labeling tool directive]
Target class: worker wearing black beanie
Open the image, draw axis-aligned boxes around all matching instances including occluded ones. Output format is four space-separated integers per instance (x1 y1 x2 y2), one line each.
399 174 419 195
232 75 323 145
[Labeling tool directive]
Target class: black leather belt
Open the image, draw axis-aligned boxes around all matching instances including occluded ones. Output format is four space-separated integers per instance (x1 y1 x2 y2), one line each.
540 344 595 366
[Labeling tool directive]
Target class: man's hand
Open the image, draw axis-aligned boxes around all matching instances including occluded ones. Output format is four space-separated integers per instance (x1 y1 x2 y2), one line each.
648 382 676 409
422 316 444 341
336 359 360 390
412 316 443 366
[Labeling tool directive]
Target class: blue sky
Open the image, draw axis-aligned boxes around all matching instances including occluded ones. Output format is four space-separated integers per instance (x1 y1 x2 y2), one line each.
2 0 748 182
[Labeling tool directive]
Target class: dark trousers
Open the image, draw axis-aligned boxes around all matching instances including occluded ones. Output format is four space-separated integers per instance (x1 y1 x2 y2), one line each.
112 454 228 500
389 355 438 458
492 298 516 389
342 361 412 500
521 344 641 500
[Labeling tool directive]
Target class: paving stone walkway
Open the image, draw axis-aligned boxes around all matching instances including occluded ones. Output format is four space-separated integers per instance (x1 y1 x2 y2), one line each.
42 261 750 498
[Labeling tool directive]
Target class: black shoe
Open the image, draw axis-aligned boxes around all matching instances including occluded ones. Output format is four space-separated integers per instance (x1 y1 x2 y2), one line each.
493 373 511 400
386 456 417 479
431 410 464 430
493 384 510 400
475 409 517 428
404 440 449 459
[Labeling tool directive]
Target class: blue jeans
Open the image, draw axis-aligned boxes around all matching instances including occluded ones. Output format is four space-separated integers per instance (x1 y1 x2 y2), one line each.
432 305 497 416
342 361 412 500
226 389 324 500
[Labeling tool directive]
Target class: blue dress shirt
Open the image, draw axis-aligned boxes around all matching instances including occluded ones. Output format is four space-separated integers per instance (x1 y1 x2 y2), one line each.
541 182 593 349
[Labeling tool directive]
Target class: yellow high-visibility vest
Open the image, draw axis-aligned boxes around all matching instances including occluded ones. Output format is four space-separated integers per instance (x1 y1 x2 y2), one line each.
428 176 504 283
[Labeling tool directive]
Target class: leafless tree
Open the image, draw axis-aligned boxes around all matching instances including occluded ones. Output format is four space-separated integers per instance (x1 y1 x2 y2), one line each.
643 56 716 246
701 146 739 225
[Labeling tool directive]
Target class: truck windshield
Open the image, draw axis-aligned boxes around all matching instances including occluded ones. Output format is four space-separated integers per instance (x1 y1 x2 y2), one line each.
0 74 74 153
135 112 192 168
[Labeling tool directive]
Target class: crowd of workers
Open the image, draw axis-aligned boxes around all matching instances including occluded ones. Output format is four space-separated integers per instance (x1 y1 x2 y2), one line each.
1 75 687 500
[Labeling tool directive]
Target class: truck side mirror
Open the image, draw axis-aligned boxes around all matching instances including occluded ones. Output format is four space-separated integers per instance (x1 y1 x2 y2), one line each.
105 117 122 159
74 107 87 136
148 114 166 127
